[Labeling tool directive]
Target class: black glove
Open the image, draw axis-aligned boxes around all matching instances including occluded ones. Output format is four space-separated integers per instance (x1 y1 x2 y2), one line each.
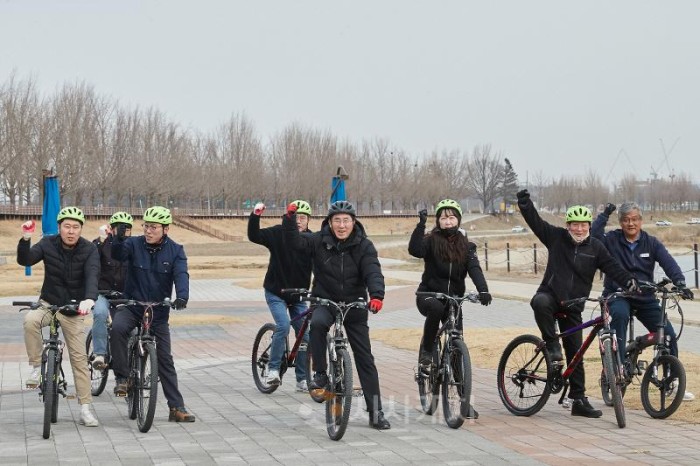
418 209 428 227
625 278 640 293
674 281 694 300
603 203 616 216
173 298 188 310
478 292 492 306
115 223 128 241
516 189 530 204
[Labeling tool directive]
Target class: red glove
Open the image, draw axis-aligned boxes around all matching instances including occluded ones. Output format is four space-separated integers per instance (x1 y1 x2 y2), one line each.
286 202 298 218
369 298 383 313
21 220 36 240
253 202 266 216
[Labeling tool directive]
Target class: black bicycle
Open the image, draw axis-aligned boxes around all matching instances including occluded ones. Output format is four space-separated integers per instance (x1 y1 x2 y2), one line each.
600 278 688 419
86 290 124 396
15 301 79 439
414 291 478 429
251 288 320 402
111 298 172 433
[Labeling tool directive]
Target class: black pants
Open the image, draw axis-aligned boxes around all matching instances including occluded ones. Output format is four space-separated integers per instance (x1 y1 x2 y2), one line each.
110 309 185 408
416 295 460 352
531 292 586 399
310 305 383 413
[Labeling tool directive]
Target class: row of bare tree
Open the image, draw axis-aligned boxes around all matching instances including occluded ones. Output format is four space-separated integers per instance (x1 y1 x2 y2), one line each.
1 74 698 215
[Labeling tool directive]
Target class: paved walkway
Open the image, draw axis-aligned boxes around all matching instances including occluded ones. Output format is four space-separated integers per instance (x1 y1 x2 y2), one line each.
1 277 700 465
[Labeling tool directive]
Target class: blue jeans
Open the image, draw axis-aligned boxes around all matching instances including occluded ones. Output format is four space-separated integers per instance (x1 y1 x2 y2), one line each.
265 289 309 381
92 295 111 356
609 297 678 358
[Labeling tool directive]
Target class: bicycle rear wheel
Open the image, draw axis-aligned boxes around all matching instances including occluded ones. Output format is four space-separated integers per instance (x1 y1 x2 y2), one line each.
417 339 441 415
601 338 626 428
497 334 552 416
86 330 109 396
305 342 324 403
326 348 353 441
441 339 471 429
43 348 58 439
251 323 280 394
136 342 159 433
641 354 685 419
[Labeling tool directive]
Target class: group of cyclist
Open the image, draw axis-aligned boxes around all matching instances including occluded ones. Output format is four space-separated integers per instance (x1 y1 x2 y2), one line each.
17 205 195 429
17 192 695 431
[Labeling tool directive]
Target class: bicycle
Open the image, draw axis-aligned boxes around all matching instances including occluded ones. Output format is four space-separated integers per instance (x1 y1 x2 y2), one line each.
497 290 631 428
251 288 321 402
600 278 687 419
413 291 479 429
15 301 79 439
86 290 124 396
111 298 173 433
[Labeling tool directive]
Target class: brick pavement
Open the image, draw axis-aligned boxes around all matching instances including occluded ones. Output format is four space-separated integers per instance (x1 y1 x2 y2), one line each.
1 278 700 465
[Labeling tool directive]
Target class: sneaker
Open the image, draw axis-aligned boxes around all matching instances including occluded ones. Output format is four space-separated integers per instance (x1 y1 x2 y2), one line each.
561 397 574 409
419 348 432 367
79 404 99 427
169 406 195 422
26 366 40 388
113 379 128 397
295 380 308 392
92 355 107 371
266 369 281 386
369 410 391 430
684 391 695 402
571 397 602 418
545 341 563 362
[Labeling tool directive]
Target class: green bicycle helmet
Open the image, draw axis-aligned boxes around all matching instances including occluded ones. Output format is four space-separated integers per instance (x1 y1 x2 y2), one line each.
291 200 312 216
109 211 134 227
565 205 592 223
435 199 463 218
57 206 85 224
143 206 172 225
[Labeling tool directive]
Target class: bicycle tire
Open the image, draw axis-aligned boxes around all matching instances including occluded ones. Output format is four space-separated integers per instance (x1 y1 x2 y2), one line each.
86 330 109 396
305 342 324 403
497 334 552 416
600 367 628 407
641 354 685 419
602 338 626 428
136 342 159 433
441 339 471 429
326 347 353 441
417 339 441 415
251 323 279 394
127 341 139 420
43 348 58 439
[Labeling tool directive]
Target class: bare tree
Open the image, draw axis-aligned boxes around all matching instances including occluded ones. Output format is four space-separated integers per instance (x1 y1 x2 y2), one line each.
464 144 503 212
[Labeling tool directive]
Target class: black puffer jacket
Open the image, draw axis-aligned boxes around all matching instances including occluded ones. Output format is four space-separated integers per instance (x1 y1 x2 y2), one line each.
283 214 384 303
408 224 488 296
93 235 128 292
17 235 99 305
519 198 633 304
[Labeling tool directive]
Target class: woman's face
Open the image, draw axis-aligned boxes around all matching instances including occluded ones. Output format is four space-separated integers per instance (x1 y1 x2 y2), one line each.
438 209 459 229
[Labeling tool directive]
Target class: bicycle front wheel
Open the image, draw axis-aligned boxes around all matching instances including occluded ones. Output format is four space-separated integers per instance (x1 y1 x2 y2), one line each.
136 342 159 433
601 338 626 428
326 348 353 441
417 339 441 415
43 348 58 439
441 339 471 429
127 341 139 420
86 330 109 396
251 323 280 394
641 354 685 419
497 334 552 416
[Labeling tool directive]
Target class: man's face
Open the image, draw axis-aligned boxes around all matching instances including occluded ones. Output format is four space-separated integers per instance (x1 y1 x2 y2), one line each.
567 221 590 243
143 222 167 244
329 214 354 240
296 214 309 232
619 209 642 240
59 219 82 247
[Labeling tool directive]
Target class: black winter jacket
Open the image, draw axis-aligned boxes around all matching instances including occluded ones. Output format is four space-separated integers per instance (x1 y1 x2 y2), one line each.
248 214 313 303
17 235 99 305
283 214 385 303
93 235 128 292
408 224 488 296
519 198 633 304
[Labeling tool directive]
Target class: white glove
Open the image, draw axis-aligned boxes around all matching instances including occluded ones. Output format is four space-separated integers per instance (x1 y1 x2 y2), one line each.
98 224 110 241
21 220 36 240
253 202 266 216
78 299 95 316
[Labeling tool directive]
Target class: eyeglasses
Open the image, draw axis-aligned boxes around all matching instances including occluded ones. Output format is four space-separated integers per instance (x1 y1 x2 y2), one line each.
142 223 162 232
621 216 642 224
331 218 353 226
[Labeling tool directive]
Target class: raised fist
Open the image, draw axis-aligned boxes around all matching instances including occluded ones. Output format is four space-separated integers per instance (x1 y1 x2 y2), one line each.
253 202 266 216
603 203 616 216
516 190 530 203
286 202 298 218
418 209 428 226
21 220 36 240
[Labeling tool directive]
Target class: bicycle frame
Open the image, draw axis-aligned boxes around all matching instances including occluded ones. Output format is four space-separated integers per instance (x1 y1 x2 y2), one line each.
287 306 313 366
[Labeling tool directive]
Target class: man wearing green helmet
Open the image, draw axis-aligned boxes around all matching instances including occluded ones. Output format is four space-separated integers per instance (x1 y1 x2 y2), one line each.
517 190 638 418
248 200 313 390
17 206 100 427
110 205 195 422
89 211 134 370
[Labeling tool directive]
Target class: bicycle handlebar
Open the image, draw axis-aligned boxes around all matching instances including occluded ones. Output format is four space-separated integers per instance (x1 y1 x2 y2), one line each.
416 291 480 304
98 290 126 300
13 301 80 316
110 299 175 309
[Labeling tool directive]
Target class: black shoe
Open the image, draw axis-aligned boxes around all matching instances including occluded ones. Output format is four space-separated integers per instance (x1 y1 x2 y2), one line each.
310 372 329 391
545 341 563 362
571 397 602 418
369 411 391 430
419 348 432 367
466 405 479 419
113 378 128 397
